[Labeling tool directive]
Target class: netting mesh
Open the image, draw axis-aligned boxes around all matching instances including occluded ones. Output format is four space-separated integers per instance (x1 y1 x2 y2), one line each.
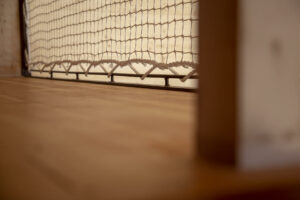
25 0 199 87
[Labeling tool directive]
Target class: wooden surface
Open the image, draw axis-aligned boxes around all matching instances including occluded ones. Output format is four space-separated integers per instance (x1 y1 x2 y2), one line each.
1 77 300 200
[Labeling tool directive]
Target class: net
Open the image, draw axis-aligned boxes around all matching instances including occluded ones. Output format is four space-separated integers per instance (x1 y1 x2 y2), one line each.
24 0 199 88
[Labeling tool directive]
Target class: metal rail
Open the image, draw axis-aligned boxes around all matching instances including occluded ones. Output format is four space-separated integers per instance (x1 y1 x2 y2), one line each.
30 69 197 92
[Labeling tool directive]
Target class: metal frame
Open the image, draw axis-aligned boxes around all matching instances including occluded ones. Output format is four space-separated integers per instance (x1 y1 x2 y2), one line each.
19 0 31 77
30 69 197 92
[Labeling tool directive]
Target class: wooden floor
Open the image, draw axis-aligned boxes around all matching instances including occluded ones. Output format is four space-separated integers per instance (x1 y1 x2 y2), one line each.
1 77 300 200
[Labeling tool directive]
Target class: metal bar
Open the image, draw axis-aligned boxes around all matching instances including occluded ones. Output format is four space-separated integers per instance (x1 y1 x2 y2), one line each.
29 76 196 92
111 75 114 83
30 70 198 79
165 77 170 87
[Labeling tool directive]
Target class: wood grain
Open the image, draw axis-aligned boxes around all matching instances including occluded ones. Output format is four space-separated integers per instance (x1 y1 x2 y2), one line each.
0 77 196 200
0 77 300 200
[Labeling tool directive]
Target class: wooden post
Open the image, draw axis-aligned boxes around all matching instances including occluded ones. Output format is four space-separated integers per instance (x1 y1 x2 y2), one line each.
197 0 238 165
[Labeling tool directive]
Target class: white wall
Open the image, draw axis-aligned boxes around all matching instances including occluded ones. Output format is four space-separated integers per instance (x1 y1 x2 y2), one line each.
239 0 300 170
0 0 21 76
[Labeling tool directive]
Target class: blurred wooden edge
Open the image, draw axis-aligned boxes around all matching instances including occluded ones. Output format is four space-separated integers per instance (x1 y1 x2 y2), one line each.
188 163 300 199
196 0 300 199
197 0 238 165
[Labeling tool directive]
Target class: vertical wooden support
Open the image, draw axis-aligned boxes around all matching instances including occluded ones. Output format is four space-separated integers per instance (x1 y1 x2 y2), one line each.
197 0 238 165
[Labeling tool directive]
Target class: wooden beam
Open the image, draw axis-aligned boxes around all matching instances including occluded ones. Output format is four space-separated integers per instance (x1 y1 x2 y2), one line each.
197 0 238 165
